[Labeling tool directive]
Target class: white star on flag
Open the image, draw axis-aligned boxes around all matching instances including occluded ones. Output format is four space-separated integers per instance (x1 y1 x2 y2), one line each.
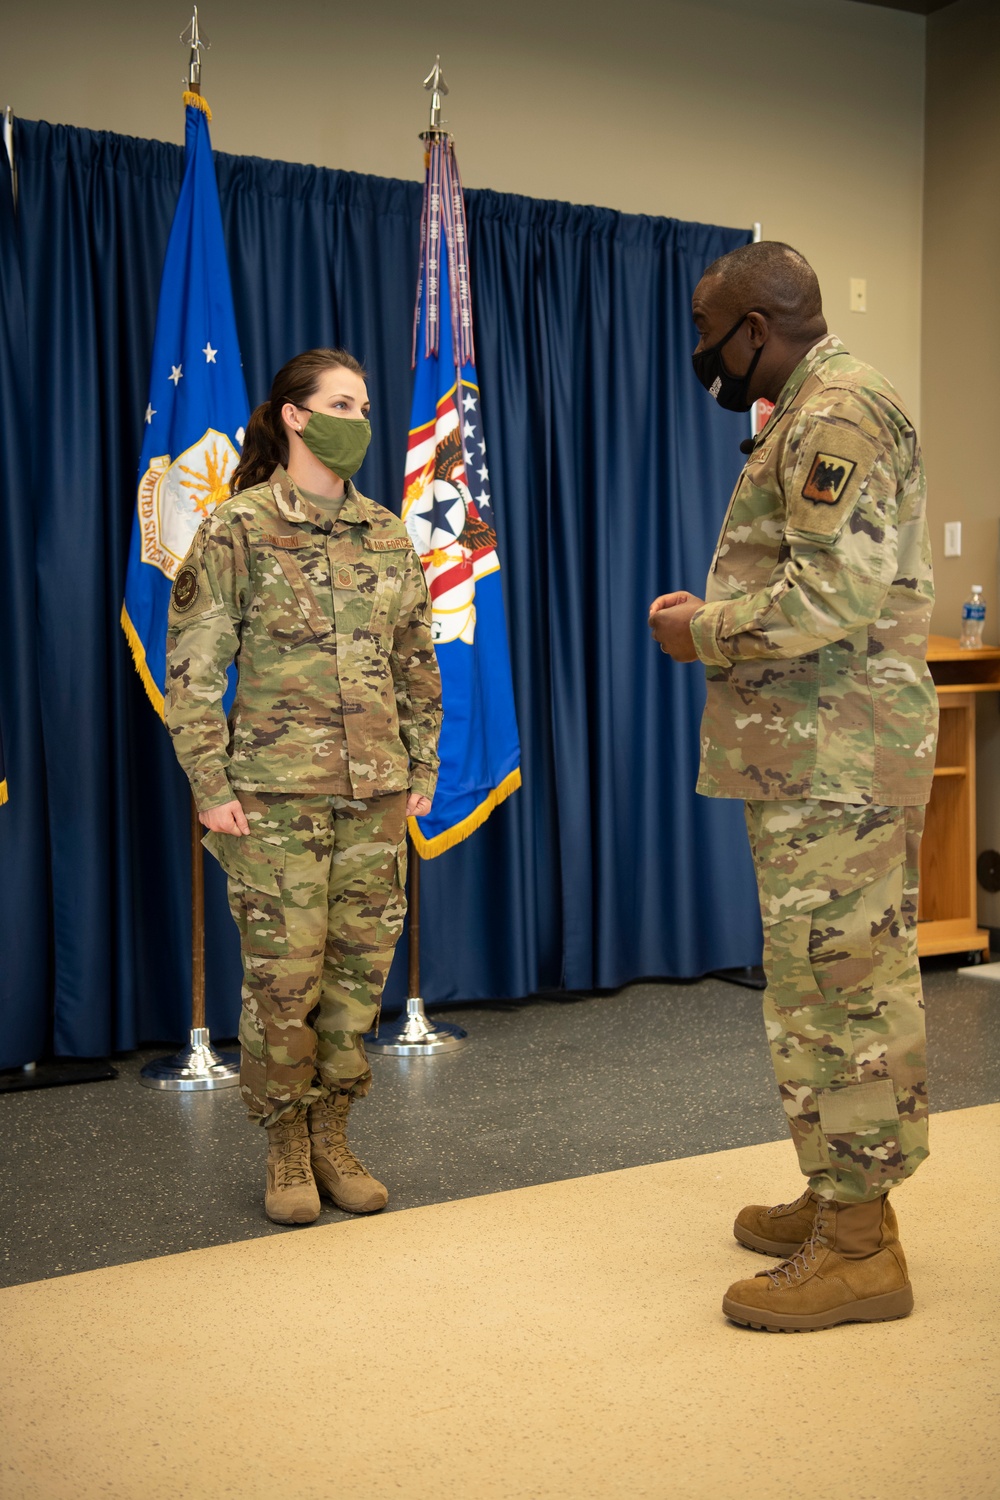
169 365 183 386
464 421 476 440
144 404 156 425
478 464 488 481
463 392 477 412
478 440 486 454
203 343 217 363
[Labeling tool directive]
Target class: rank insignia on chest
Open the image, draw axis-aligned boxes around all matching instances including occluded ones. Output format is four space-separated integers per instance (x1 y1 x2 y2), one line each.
802 452 857 504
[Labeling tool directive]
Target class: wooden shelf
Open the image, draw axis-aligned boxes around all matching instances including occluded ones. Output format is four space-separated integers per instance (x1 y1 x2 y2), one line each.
918 921 992 958
926 634 1000 690
917 639 999 961
927 634 1000 659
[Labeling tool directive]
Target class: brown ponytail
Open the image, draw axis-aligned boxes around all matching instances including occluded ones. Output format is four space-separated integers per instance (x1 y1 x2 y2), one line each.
230 347 368 495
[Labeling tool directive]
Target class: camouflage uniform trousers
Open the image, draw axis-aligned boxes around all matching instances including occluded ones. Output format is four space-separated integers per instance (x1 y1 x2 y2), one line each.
205 790 408 1124
743 799 929 1204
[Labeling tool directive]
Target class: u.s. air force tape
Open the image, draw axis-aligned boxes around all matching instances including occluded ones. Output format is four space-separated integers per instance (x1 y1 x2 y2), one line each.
172 566 200 612
363 536 412 552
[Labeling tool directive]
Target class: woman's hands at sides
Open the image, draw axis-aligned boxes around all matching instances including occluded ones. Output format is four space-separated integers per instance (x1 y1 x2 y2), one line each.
199 800 251 835
199 796 432 833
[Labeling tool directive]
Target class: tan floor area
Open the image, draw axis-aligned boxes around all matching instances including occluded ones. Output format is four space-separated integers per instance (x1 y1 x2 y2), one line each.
1 1104 997 1500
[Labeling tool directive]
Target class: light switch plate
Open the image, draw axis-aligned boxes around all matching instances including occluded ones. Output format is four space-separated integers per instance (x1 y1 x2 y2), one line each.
944 521 962 557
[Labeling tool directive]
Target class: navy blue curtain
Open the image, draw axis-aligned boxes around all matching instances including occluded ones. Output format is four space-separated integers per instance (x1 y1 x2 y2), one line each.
0 146 50 1065
0 119 761 1064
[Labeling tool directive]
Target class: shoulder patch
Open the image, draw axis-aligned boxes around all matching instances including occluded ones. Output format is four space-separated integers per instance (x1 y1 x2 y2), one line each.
785 418 882 543
801 452 856 505
172 566 200 613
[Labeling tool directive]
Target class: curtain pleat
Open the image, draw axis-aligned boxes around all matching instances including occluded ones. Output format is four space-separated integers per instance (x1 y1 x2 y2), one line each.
0 137 51 1063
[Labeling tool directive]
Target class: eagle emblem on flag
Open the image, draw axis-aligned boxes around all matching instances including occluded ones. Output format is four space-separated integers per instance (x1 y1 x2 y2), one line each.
403 380 499 647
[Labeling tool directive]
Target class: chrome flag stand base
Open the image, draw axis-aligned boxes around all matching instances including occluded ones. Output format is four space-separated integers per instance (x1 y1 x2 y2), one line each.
367 997 468 1057
139 1027 240 1091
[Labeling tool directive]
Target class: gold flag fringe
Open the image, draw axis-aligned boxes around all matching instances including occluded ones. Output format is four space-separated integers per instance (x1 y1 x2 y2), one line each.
0 778 8 806
182 91 212 121
120 605 166 720
408 767 522 859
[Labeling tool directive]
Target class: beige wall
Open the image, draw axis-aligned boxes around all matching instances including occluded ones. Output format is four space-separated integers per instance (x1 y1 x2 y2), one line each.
923 0 1000 929
923 0 999 637
6 0 925 408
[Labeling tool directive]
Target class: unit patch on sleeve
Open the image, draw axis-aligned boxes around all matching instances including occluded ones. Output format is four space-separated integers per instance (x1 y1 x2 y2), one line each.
801 452 857 505
172 566 200 613
785 416 882 543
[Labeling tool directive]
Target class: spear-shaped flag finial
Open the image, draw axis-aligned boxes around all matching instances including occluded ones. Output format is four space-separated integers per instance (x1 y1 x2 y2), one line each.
181 7 210 97
422 55 449 136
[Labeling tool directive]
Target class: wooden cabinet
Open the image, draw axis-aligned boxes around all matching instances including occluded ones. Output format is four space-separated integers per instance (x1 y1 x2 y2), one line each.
917 635 1000 960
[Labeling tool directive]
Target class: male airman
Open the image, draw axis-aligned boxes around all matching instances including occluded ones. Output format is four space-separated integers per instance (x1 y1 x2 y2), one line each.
650 242 937 1331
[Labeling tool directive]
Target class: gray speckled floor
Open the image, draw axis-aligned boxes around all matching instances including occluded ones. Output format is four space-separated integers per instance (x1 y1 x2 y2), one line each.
1 964 997 1288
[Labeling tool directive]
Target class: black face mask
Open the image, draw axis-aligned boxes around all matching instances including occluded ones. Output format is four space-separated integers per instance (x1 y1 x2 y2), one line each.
691 314 763 413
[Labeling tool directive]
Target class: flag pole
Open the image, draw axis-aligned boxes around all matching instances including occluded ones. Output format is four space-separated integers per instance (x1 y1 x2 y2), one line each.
140 799 241 1089
3 106 17 210
750 221 770 441
366 56 474 1059
366 835 469 1055
191 796 207 1031
139 9 240 1091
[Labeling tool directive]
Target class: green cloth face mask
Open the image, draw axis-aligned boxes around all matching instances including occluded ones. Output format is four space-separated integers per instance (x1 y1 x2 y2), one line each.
297 408 371 480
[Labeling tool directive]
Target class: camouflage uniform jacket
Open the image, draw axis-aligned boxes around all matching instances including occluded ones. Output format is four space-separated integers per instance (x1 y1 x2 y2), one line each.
164 466 442 812
689 335 937 806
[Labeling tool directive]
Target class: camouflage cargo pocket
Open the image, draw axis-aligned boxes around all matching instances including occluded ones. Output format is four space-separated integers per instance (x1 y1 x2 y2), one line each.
807 885 878 1000
203 830 288 957
375 842 408 946
763 874 882 1013
745 801 907 927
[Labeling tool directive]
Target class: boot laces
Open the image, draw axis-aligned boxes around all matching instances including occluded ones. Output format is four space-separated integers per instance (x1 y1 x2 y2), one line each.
321 1137 368 1178
765 1201 832 1287
765 1233 820 1288
765 1188 811 1219
312 1100 369 1178
272 1129 313 1189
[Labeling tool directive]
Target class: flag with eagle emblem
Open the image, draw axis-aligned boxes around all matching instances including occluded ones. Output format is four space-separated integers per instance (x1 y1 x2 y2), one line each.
402 135 520 857
121 92 248 717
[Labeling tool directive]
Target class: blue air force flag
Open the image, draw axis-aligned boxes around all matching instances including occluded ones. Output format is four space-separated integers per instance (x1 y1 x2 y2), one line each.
402 136 520 857
121 95 248 716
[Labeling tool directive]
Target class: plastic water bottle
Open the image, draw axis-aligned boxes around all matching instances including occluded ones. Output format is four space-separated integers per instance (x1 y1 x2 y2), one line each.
960 585 986 649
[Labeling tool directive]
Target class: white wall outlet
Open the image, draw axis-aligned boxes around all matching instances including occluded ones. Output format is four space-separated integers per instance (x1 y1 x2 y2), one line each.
850 277 867 313
944 521 962 557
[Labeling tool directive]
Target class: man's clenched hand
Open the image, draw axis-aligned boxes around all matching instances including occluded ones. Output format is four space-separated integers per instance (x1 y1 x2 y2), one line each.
648 591 705 663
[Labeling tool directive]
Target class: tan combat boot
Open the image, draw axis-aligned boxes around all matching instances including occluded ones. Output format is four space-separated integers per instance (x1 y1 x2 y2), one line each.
734 1188 898 1258
264 1114 321 1225
309 1092 388 1214
722 1195 911 1332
